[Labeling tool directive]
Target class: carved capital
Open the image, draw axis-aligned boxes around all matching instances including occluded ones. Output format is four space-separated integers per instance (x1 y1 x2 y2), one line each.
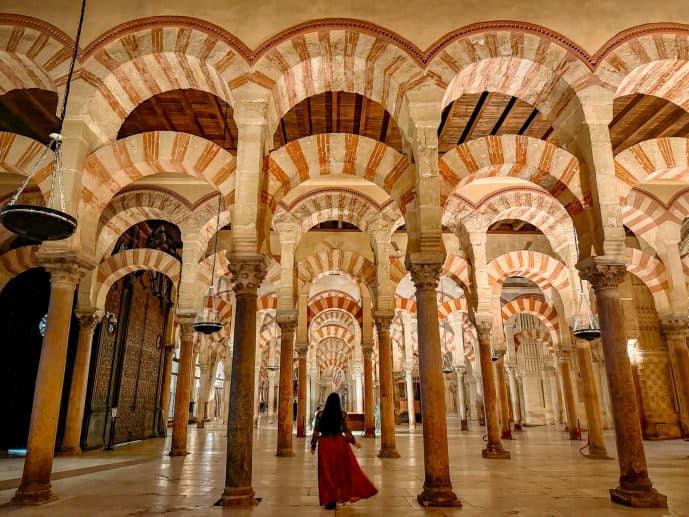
408 252 443 292
374 311 394 334
76 310 104 331
660 317 689 341
362 340 374 355
45 262 85 290
178 316 195 338
276 309 298 333
576 257 626 290
229 254 267 296
295 341 308 356
475 317 492 339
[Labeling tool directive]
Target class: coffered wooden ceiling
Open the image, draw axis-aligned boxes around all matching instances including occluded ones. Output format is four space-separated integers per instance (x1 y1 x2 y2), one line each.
272 91 405 153
610 94 689 154
438 92 557 154
119 89 239 151
0 89 58 145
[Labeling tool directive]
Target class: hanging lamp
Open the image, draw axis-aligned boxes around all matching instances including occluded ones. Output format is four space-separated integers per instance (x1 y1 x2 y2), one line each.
193 192 224 335
0 0 87 241
570 226 601 341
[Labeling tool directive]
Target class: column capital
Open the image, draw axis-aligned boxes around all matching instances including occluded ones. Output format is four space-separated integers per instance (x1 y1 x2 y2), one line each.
374 311 394 333
229 254 267 295
557 348 573 362
576 256 626 290
178 315 195 337
407 251 444 292
475 316 492 337
295 341 308 356
44 262 87 290
362 340 374 355
659 316 689 340
277 309 298 332
75 310 104 331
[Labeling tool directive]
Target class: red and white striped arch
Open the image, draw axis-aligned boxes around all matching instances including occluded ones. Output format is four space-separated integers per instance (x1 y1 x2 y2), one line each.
615 137 689 200
595 27 689 108
625 247 671 315
308 290 362 324
298 248 377 288
77 17 250 145
395 295 416 313
426 25 592 121
0 245 40 292
439 135 584 220
442 254 472 291
315 337 354 373
0 14 73 98
501 296 559 345
257 293 278 311
80 131 236 251
267 134 413 214
92 248 180 309
251 25 425 133
0 132 55 202
487 250 570 292
513 326 552 352
310 309 358 334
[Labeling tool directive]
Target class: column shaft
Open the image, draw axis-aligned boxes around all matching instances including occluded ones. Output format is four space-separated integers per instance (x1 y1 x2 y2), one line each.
296 349 307 437
60 312 102 453
476 321 509 458
661 319 689 437
405 368 416 429
579 260 666 507
376 315 399 457
559 356 578 439
170 320 194 455
410 260 460 506
576 339 610 458
159 347 174 434
222 256 265 506
363 347 375 437
496 356 512 440
276 316 296 456
14 267 80 504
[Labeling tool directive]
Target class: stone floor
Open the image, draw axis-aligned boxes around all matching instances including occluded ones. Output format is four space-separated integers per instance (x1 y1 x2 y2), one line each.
0 418 687 516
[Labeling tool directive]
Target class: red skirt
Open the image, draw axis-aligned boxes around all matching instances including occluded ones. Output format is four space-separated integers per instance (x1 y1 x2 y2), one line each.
317 435 378 505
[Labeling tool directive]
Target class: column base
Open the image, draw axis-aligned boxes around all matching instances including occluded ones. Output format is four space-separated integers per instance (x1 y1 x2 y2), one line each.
221 486 258 507
169 449 190 456
585 447 613 460
364 430 376 438
12 484 57 505
514 423 522 431
460 420 468 431
56 447 81 456
276 448 294 457
482 444 510 459
417 486 462 507
501 429 513 440
196 421 205 429
609 486 667 508
377 448 401 458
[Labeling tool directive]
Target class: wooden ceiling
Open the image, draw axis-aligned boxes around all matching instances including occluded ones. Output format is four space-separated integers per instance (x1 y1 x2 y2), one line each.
0 89 58 145
438 92 556 154
119 89 238 151
272 91 405 153
487 219 540 234
610 94 689 154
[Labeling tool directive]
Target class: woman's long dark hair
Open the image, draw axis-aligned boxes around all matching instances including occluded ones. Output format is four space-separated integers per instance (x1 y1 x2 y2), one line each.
319 392 343 435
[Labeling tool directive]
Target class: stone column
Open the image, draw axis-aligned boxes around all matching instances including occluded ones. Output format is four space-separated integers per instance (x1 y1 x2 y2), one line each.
60 310 103 454
276 312 297 456
222 360 232 426
575 337 611 459
352 360 363 413
409 257 460 506
375 314 400 458
507 366 522 430
558 351 579 439
405 364 417 429
362 343 376 437
579 259 666 507
496 354 512 440
170 318 194 456
13 265 82 504
475 319 510 458
296 343 308 437
455 366 468 430
196 364 211 429
542 367 554 424
660 318 689 437
222 255 266 506
267 369 277 423
252 362 261 428
159 344 175 433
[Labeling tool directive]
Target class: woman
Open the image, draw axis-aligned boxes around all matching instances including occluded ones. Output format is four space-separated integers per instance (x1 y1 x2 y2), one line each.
311 393 377 510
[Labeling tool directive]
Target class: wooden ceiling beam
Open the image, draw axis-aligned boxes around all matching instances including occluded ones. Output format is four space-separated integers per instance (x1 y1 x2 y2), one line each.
359 97 368 135
379 110 390 144
613 100 680 153
458 91 490 144
331 91 339 133
211 96 234 149
148 96 175 132
177 91 206 138
353 95 363 135
490 96 517 135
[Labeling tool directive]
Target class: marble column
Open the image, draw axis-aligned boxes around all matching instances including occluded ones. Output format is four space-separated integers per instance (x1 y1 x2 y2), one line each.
196 364 210 429
579 258 666 507
222 362 232 426
660 318 689 437
542 367 554 424
362 343 376 437
296 343 308 437
507 366 522 430
375 314 400 458
409 258 460 506
159 344 175 434
222 256 266 506
252 363 261 428
476 320 510 459
276 313 297 456
558 351 579 440
267 369 277 423
405 364 416 429
13 266 82 504
353 361 363 413
496 354 512 440
575 337 611 459
170 318 194 456
455 366 468 430
60 310 103 454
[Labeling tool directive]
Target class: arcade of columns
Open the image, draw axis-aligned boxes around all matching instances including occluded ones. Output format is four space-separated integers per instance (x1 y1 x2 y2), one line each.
2 11 689 510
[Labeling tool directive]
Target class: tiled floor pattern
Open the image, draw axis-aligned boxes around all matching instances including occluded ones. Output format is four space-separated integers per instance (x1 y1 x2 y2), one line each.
0 419 687 516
